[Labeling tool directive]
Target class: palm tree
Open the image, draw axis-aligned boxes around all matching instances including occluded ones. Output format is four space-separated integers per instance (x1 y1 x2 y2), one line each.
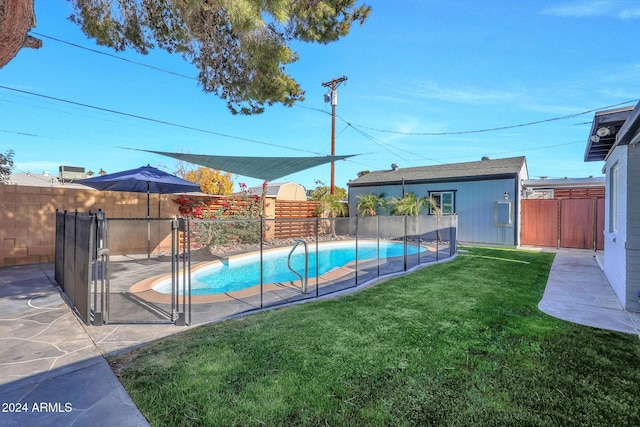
388 192 430 216
317 193 347 237
389 193 442 242
356 192 385 217
317 193 347 218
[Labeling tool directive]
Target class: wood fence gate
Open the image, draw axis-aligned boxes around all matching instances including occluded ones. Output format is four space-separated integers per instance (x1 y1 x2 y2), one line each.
521 198 604 250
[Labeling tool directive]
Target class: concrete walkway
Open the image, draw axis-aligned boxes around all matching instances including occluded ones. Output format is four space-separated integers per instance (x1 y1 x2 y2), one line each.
0 249 638 426
538 248 640 335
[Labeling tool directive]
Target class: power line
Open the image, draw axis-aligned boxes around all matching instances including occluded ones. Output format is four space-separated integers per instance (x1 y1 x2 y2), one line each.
439 140 585 162
37 32 638 139
1 129 38 137
345 122 443 165
32 32 196 81
343 99 638 136
29 32 634 138
0 85 323 155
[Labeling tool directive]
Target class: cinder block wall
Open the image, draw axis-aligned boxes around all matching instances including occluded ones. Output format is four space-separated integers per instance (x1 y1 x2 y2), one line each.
0 184 181 266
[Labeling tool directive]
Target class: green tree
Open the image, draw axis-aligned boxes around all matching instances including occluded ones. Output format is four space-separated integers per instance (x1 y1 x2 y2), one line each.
184 167 233 195
309 180 347 201
388 192 436 216
355 192 385 216
316 192 347 237
69 0 371 115
356 170 370 178
0 149 15 183
317 193 347 218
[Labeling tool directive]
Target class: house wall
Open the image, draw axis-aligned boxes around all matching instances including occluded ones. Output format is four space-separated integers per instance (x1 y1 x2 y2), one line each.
603 146 628 306
624 144 640 311
348 177 519 246
604 143 640 312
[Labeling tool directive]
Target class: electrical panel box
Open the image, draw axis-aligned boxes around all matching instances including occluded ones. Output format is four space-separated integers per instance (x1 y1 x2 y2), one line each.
494 201 513 226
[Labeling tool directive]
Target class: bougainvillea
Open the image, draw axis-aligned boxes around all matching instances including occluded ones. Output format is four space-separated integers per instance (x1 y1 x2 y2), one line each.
174 186 265 249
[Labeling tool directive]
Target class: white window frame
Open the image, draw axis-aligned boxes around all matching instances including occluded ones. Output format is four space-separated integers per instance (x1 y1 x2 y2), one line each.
429 191 455 215
610 162 618 233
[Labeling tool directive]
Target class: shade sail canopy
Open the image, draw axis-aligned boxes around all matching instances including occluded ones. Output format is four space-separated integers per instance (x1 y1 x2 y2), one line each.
141 149 358 182
77 164 201 194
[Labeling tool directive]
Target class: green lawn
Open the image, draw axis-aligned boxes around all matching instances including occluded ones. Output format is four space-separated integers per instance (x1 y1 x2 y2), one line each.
110 247 640 426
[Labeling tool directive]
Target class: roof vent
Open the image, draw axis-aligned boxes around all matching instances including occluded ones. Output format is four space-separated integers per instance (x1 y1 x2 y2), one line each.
481 156 492 161
391 163 399 171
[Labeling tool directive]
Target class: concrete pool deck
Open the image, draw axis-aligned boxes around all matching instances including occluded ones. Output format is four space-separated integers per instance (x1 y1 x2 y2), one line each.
0 248 638 426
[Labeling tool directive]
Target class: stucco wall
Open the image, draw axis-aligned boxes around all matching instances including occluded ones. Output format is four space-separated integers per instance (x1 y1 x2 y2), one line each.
0 184 180 266
624 144 640 311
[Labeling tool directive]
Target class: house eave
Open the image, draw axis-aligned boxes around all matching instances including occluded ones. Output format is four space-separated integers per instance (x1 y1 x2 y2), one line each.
615 102 640 146
348 173 520 188
584 105 636 162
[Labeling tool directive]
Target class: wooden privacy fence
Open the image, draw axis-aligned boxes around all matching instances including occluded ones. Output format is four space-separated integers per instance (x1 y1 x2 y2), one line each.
274 200 321 239
521 198 604 250
175 196 322 240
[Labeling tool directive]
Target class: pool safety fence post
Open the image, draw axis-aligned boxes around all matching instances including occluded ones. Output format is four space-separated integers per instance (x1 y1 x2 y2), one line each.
403 215 408 271
355 217 359 286
176 218 188 326
436 214 440 261
94 210 107 326
377 216 381 277
91 212 99 325
450 216 457 257
260 216 264 309
171 222 178 322
417 215 421 265
171 219 177 322
104 218 110 323
187 218 192 325
315 217 320 297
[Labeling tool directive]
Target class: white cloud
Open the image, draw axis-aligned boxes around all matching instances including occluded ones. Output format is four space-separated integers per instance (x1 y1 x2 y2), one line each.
542 0 640 19
411 81 522 105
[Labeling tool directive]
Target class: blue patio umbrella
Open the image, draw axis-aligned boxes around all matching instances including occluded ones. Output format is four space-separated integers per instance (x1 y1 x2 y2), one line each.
78 165 201 258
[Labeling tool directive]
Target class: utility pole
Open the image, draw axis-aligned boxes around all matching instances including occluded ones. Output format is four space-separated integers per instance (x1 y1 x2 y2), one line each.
322 76 347 195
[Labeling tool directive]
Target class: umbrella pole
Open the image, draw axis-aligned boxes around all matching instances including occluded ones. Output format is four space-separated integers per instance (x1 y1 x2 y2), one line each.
147 186 151 260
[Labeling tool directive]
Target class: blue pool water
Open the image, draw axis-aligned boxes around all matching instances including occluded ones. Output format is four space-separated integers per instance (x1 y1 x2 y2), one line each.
153 241 424 296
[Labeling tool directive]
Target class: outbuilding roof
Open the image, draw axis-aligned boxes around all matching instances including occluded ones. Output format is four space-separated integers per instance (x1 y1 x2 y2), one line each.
348 156 527 187
236 182 304 198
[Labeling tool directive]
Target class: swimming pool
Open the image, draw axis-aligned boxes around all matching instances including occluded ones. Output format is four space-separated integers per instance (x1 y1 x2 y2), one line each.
153 241 425 296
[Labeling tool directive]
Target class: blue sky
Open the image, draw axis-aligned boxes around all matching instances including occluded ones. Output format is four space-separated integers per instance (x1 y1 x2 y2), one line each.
2 1 640 192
